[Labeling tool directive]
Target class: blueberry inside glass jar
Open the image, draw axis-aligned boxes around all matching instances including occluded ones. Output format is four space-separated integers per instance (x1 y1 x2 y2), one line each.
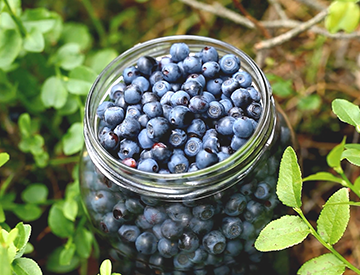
80 35 295 274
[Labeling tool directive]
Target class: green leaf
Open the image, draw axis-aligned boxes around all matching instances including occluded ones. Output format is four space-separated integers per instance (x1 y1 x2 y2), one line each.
61 22 92 51
51 43 85 71
255 215 310 251
317 188 349 245
327 137 346 171
23 27 44 53
266 74 294 97
12 204 42 222
48 203 74 238
276 147 303 208
0 152 10 167
1 0 22 16
100 259 112 275
341 148 360 166
21 184 48 204
46 246 80 273
74 227 93 259
298 253 345 275
62 122 84 155
18 135 44 155
13 223 31 252
0 29 22 68
303 172 345 185
332 99 360 132
88 48 119 74
354 176 360 191
62 199 78 222
0 245 12 275
57 94 79 116
298 94 321 111
41 76 68 109
18 113 31 137
33 151 49 168
11 257 43 275
0 204 5 223
21 8 57 33
59 243 76 266
325 1 360 34
66 66 97 95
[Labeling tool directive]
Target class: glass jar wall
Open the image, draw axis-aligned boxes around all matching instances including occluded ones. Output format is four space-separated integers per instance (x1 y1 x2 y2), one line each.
80 35 294 274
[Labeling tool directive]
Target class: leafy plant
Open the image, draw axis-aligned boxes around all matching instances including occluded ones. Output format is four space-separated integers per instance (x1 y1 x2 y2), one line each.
255 99 360 275
325 0 360 33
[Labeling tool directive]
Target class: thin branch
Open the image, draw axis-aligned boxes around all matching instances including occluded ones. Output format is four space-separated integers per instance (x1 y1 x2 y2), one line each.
254 9 328 50
295 0 327 11
268 0 288 20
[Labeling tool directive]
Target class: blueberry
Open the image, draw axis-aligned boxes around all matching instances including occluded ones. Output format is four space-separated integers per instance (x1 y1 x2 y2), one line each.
168 105 194 129
161 219 184 240
168 152 189 173
181 79 203 97
246 102 262 121
165 203 192 223
112 201 129 220
228 106 245 118
230 88 251 108
109 82 126 101
170 43 190 62
159 56 172 69
189 217 214 236
243 200 267 224
254 182 271 200
173 252 194 270
200 46 219 62
202 61 220 78
114 117 141 139
123 66 140 84
125 105 142 119
96 101 115 119
217 149 231 162
187 118 206 138
100 212 123 233
233 116 254 139
162 104 172 120
143 101 163 118
99 130 119 151
188 247 208 264
137 55 158 76
205 253 223 266
202 230 226 255
202 135 220 154
90 190 117 214
170 90 190 106
221 217 243 239
158 238 179 258
151 142 172 163
183 55 202 74
114 92 127 109
219 54 240 75
195 149 219 169
138 128 155 149
221 78 241 97
160 91 174 106
137 158 159 173
184 137 203 158
162 63 183 83
135 214 153 230
224 239 243 257
207 101 225 119
178 231 200 252
144 206 167 225
121 157 137 168
233 71 252 88
224 193 247 216
118 139 140 160
230 135 247 151
146 117 170 142
141 91 159 105
153 223 165 239
169 129 187 148
125 197 145 214
202 91 216 105
188 95 209 114
118 224 141 242
149 70 164 86
219 98 233 114
186 73 206 87
132 76 150 93
153 80 172 97
215 116 236 136
138 113 149 128
247 86 261 102
206 78 223 98
239 221 256 240
124 84 142 104
135 231 158 255
192 204 215 221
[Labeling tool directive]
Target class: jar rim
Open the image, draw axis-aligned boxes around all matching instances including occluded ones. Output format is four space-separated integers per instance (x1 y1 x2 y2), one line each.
83 35 276 200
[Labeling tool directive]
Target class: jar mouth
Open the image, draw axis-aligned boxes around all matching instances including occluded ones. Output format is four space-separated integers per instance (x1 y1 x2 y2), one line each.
84 35 276 200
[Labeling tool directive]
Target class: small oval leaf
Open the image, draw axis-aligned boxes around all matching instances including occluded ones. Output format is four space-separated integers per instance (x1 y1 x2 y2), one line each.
298 253 345 275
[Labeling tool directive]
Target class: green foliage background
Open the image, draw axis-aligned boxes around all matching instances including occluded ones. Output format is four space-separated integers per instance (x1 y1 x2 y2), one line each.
0 0 359 274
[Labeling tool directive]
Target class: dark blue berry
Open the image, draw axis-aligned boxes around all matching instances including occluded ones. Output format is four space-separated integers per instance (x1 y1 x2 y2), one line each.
233 71 252 88
215 116 236 136
125 105 141 119
183 55 202 74
202 61 220 78
221 217 243 239
173 252 194 270
170 43 190 62
114 117 141 139
99 131 119 151
200 46 219 62
230 88 251 108
246 102 262 121
135 231 158 255
221 78 241 97
118 224 141 242
206 78 223 98
202 135 220 154
247 86 261 102
146 117 170 142
162 63 182 82
141 91 159 105
187 118 206 138
196 149 219 169
202 230 226 255
169 128 187 148
144 206 167 225
96 101 115 119
124 84 142 104
254 182 271 200
168 105 194 129
123 66 140 84
161 219 184 240
110 82 126 101
189 217 214 236
219 98 233 114
181 79 203 97
170 90 190 106
207 101 225 119
158 238 179 258
233 116 254 138
143 101 163 118
104 106 125 127
138 128 154 149
153 80 172 97
188 247 208 264
228 106 245 118
188 95 209 114
219 54 240 75
178 231 200 252
192 204 215 221
151 142 172 163
184 137 203 158
132 76 150 92
137 158 159 173
100 212 123 233
168 152 189 173
137 55 158 76
230 135 247 151
118 139 140 160
224 193 247 216
186 73 206 87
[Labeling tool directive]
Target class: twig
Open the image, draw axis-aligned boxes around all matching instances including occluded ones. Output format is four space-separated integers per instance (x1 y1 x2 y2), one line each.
232 0 272 38
295 0 327 11
268 0 288 20
179 0 255 29
254 9 328 50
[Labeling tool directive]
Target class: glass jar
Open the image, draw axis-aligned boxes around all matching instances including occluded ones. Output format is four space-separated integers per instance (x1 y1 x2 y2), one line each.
80 35 294 275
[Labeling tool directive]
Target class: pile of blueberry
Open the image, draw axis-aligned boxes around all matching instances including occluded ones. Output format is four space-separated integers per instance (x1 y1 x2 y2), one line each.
96 42 263 173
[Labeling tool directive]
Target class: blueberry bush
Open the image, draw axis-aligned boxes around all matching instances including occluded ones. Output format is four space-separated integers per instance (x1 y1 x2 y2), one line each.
0 0 359 274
